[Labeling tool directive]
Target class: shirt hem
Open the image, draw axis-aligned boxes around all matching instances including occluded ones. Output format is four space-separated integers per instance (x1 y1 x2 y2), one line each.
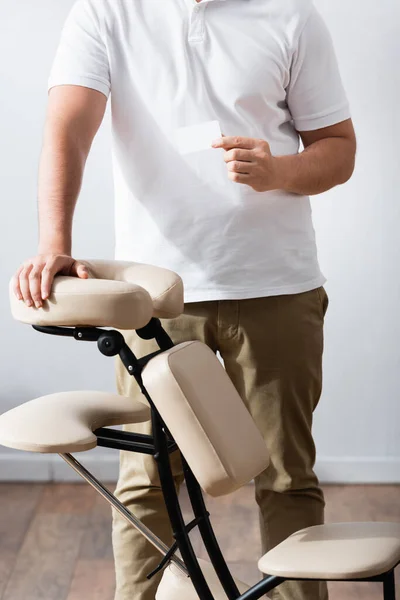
294 105 351 132
183 274 327 303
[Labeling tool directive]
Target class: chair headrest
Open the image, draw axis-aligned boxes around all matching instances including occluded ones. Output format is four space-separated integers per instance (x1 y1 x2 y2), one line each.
10 259 184 330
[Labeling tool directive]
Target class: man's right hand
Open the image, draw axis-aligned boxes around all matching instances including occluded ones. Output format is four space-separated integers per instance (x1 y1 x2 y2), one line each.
12 255 89 309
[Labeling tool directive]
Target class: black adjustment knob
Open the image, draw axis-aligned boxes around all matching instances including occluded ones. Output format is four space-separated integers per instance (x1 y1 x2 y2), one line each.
97 330 125 356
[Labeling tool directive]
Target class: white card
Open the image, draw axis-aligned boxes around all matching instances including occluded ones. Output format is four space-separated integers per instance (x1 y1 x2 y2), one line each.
173 120 222 155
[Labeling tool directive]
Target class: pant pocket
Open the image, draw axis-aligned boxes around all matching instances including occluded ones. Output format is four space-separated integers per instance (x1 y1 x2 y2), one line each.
316 286 329 318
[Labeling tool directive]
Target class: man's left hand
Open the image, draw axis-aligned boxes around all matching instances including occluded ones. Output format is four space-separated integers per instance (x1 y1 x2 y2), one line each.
211 136 280 192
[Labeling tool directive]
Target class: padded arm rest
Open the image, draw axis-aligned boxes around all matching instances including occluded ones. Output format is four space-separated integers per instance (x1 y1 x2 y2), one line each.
0 391 150 454
10 259 184 330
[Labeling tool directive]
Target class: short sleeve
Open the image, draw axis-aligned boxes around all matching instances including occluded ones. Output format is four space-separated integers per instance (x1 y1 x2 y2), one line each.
287 6 350 132
48 0 111 98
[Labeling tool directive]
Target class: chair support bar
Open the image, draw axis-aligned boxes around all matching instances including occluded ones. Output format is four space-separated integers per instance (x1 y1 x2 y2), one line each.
95 427 178 455
59 452 189 577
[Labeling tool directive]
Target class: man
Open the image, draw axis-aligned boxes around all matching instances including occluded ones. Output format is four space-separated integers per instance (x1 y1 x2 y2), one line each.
12 0 356 598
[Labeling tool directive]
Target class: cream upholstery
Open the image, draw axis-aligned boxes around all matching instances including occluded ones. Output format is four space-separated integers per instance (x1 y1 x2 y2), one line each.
0 391 150 453
143 341 270 497
81 260 184 319
156 558 250 600
258 522 400 580
10 259 184 330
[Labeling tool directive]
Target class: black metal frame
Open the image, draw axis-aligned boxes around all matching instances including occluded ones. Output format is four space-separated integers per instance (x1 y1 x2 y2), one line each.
32 320 398 600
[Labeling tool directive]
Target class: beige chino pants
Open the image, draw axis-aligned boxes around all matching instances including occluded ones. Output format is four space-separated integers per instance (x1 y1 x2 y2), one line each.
112 288 329 600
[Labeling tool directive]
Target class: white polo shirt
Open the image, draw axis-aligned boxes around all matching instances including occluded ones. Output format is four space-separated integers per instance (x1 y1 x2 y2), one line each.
48 0 351 303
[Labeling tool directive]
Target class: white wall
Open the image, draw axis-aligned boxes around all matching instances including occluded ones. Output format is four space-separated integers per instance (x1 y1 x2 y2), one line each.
0 0 117 481
312 0 400 482
0 0 399 482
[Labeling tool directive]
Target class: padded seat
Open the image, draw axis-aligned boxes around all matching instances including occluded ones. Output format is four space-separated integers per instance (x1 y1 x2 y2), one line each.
0 391 150 453
258 522 400 580
10 259 184 330
156 558 250 600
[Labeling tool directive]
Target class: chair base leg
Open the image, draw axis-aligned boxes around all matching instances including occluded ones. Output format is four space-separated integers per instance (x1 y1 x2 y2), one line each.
384 570 396 600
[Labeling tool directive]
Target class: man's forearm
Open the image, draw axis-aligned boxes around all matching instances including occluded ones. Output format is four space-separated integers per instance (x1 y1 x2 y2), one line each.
274 137 356 196
37 123 87 255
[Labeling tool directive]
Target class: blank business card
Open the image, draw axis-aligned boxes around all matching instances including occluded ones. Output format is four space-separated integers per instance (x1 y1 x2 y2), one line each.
173 120 222 155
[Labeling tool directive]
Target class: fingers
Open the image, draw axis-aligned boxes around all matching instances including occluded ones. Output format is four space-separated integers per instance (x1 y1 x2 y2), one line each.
15 261 44 308
41 261 57 301
71 261 89 279
13 255 86 308
41 257 86 300
223 148 254 163
12 266 24 301
223 149 254 176
18 264 34 307
227 160 252 175
227 171 251 184
29 266 44 308
212 136 257 150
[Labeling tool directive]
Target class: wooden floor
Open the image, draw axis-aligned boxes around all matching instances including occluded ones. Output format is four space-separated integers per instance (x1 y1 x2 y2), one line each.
0 483 399 600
